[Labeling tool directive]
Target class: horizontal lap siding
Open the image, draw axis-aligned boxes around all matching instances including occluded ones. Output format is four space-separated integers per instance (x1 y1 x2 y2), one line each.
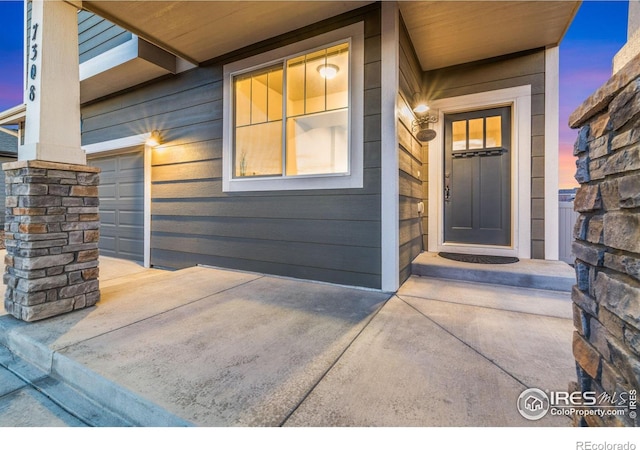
398 19 424 283
78 11 132 64
424 49 546 259
81 5 383 288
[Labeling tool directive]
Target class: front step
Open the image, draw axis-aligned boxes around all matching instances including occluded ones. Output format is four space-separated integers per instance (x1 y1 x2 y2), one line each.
411 252 575 292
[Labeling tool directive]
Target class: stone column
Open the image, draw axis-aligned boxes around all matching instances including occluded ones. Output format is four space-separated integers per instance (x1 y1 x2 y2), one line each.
2 1 102 321
3 161 100 322
568 53 640 427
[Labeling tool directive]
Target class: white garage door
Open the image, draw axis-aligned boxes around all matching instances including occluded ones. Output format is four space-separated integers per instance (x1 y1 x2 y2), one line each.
89 149 144 262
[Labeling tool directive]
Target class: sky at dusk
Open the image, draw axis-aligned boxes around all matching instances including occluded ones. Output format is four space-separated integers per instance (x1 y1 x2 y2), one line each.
0 0 631 189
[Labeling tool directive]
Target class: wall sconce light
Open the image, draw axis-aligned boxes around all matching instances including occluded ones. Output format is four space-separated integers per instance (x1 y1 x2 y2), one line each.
146 130 162 147
317 64 339 80
411 93 438 142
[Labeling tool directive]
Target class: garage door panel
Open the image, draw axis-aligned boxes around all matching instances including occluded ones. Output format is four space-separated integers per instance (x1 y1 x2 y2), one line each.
90 149 144 262
119 211 144 226
118 182 143 198
97 185 117 199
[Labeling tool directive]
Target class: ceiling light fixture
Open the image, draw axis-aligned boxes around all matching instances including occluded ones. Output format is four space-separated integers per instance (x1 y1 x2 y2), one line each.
317 64 339 80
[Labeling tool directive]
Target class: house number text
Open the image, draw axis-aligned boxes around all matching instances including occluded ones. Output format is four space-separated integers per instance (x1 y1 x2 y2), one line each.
28 23 39 101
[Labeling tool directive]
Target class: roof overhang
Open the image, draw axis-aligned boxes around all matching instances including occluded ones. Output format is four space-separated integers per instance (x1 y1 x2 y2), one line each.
74 1 579 100
399 1 581 71
80 1 374 65
0 104 26 126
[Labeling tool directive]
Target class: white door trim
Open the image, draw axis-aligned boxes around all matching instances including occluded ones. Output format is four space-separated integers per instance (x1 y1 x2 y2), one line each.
380 1 400 292
544 46 560 260
427 85 532 258
83 133 151 267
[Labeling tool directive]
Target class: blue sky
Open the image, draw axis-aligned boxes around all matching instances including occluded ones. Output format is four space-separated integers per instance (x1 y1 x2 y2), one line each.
0 0 631 187
558 0 628 188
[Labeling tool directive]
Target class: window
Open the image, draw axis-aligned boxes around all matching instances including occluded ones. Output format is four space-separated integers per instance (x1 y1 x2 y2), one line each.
223 23 364 192
451 109 506 153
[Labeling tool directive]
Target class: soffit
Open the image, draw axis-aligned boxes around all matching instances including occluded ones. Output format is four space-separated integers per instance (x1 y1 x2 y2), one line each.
399 0 581 71
81 1 374 65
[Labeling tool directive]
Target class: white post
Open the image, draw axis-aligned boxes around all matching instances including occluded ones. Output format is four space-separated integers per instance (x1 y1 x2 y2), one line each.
380 1 400 292
21 0 86 165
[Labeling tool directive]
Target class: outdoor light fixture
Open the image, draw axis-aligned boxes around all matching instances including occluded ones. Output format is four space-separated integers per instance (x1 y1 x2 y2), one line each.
146 130 161 147
317 63 339 79
411 93 438 142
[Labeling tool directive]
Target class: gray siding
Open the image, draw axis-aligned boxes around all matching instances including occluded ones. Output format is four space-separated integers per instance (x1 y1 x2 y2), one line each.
424 49 547 259
398 19 424 284
78 11 132 64
82 5 383 288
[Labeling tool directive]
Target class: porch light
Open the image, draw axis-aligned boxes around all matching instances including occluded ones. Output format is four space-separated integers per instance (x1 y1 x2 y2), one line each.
413 103 429 114
317 64 339 79
146 130 161 147
412 92 430 114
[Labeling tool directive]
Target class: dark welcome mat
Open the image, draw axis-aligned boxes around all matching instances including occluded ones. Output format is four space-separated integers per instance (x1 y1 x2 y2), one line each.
438 252 519 264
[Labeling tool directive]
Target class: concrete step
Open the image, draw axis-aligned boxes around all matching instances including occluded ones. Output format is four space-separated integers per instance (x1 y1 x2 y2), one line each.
411 252 576 292
0 317 193 427
0 344 131 426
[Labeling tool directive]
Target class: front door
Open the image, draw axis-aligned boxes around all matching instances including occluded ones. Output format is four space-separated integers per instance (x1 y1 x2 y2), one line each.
443 106 511 246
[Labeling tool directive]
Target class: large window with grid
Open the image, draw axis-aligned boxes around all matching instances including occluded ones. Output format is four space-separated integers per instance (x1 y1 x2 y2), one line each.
223 24 363 192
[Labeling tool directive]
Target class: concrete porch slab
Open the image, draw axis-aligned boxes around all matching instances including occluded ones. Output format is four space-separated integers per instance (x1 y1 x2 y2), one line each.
0 255 577 427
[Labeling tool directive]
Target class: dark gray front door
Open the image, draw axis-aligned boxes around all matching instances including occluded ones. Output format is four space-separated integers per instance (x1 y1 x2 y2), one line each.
444 106 511 246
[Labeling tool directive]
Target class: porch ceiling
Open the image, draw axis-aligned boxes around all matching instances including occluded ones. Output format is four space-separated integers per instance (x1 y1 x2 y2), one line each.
80 1 374 65
399 1 581 71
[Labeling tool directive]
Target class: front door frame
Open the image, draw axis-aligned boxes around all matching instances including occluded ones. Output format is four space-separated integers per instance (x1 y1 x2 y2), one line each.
427 85 532 258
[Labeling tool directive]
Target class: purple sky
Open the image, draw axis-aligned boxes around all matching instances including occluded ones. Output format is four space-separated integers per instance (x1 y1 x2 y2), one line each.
0 1 631 188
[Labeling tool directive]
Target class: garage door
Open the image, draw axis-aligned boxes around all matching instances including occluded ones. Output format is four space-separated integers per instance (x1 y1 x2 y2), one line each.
89 149 144 262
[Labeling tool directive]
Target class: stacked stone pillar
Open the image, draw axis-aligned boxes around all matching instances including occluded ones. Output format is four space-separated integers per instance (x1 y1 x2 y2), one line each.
568 54 640 427
3 160 100 322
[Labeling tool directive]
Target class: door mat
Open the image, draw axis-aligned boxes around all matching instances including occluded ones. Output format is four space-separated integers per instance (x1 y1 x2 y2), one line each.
438 252 519 264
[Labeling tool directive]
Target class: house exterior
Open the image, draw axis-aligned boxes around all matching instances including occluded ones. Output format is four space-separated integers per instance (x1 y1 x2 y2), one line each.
0 0 580 320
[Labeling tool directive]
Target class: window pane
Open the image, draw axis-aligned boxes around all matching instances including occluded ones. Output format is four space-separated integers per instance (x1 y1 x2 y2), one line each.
287 55 305 117
305 49 327 114
485 115 502 148
286 109 348 176
468 118 484 150
251 73 268 124
268 69 283 122
235 121 282 177
452 120 466 151
235 77 251 127
326 43 349 110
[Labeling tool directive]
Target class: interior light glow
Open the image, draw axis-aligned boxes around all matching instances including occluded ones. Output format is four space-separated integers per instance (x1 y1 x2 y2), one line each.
317 64 339 79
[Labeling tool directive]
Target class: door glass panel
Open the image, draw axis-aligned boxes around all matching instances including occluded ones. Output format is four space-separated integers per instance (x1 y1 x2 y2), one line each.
452 120 467 151
485 115 502 148
468 118 484 150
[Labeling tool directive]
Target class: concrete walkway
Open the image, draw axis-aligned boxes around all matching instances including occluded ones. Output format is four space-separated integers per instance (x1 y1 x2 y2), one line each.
0 254 576 426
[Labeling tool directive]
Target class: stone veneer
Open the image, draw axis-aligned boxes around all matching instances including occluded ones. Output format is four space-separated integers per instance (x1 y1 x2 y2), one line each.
568 53 640 427
3 160 101 322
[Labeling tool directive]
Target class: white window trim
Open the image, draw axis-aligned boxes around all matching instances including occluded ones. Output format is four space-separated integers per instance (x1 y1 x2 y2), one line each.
427 85 532 258
222 22 364 192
